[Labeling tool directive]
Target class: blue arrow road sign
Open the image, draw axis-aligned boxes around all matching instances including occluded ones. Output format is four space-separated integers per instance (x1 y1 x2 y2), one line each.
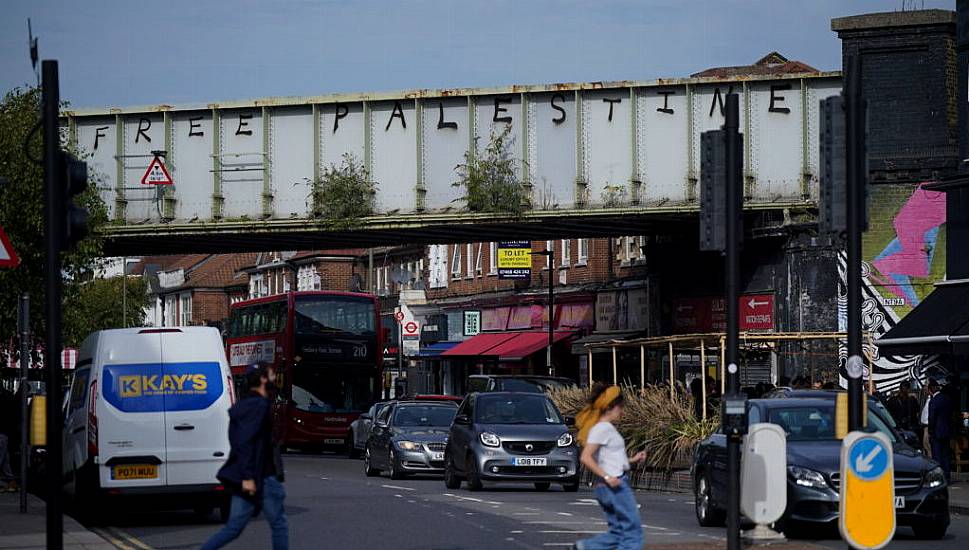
848 437 889 481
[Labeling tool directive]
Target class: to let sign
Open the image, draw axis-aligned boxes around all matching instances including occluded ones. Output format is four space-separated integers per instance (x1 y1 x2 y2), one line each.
497 241 532 280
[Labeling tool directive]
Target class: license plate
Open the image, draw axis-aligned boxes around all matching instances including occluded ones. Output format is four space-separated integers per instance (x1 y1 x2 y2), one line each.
513 457 547 466
111 464 158 480
430 451 445 461
894 496 905 509
324 439 344 445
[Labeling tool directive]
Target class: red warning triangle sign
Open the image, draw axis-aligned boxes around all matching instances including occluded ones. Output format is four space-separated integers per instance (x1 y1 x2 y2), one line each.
141 156 174 185
0 225 21 269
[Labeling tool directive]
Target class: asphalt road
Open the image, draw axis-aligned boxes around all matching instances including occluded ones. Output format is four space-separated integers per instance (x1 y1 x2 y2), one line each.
81 452 968 550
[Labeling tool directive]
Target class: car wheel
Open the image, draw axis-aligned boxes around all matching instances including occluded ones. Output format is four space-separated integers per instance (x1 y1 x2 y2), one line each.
364 447 380 477
534 482 551 491
389 450 405 480
347 430 360 459
444 455 462 489
694 472 725 527
466 453 483 491
562 480 580 492
912 523 948 540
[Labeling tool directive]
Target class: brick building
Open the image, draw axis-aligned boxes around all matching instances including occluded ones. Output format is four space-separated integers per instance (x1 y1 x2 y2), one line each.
146 254 255 328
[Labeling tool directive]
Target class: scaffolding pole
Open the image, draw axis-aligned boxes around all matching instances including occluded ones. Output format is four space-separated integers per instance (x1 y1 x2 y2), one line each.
668 342 675 399
700 339 707 421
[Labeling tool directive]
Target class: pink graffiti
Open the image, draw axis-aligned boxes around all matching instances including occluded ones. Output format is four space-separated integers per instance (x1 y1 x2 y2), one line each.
871 184 946 300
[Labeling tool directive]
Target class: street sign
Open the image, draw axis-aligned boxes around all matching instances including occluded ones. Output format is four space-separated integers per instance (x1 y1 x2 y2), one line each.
0 226 20 268
394 311 405 323
839 431 895 549
672 293 774 333
497 241 532 280
403 320 420 337
463 310 481 336
141 156 173 185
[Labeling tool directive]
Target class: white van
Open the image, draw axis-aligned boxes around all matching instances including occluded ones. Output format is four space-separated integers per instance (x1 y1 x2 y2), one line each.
62 327 233 518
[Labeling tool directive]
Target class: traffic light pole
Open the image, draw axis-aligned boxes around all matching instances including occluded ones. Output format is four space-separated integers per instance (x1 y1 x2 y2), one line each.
845 55 866 431
724 94 743 550
42 59 64 550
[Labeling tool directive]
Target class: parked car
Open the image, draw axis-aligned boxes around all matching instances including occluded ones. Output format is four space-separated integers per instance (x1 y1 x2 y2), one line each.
409 394 465 404
61 327 233 520
364 400 458 478
692 397 949 539
466 375 577 394
444 392 579 492
348 400 394 458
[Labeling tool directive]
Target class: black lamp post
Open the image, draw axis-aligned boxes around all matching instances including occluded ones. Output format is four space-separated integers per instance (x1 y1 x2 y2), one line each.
532 249 555 376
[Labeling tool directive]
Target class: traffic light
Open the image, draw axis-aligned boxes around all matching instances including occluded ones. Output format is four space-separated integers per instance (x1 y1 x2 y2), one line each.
60 152 90 250
700 130 727 252
819 96 847 235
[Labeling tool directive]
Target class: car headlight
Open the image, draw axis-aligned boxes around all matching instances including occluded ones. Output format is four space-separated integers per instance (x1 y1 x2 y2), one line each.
557 432 574 447
396 440 421 451
788 466 829 490
479 432 501 447
925 466 946 488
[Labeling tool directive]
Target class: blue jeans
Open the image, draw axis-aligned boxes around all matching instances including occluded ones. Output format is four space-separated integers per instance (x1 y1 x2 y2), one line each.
576 476 643 550
201 476 288 550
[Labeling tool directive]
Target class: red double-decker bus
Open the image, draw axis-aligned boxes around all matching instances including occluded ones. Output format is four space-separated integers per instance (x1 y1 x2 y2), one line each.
224 291 382 450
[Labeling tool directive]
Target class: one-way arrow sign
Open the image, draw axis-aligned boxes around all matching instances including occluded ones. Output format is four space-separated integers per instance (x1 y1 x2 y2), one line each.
747 298 769 309
0 225 21 268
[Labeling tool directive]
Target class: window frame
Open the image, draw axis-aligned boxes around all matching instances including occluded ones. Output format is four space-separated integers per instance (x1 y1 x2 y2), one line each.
488 242 498 275
451 244 462 279
576 239 589 266
560 239 571 268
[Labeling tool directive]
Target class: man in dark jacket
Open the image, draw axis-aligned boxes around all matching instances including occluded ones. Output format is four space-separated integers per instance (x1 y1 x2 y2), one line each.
202 364 288 550
927 379 954 482
886 381 920 432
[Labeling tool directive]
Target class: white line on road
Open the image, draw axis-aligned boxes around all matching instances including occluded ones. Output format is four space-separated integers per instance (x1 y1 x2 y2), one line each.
556 512 573 516
524 521 607 525
513 512 541 516
569 499 598 506
381 484 415 491
542 544 575 547
539 530 605 534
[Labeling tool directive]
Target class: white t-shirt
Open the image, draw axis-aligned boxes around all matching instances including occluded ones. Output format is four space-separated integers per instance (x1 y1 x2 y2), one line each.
587 421 629 477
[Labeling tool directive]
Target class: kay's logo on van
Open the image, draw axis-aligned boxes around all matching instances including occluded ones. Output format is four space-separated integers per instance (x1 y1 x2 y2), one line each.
103 362 223 413
118 374 208 398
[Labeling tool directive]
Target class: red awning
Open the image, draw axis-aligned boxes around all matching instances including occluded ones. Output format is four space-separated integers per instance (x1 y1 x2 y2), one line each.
441 331 575 361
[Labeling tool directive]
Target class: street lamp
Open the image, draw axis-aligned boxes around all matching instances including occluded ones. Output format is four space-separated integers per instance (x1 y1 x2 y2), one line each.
532 249 555 376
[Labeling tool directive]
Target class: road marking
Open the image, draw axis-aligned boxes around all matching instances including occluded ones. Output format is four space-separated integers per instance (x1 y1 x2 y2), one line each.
92 527 154 550
542 544 575 547
539 530 604 534
513 512 541 515
510 530 523 534
643 524 670 531
569 498 598 506
91 529 137 550
556 512 573 516
485 500 502 505
382 484 415 491
524 521 607 525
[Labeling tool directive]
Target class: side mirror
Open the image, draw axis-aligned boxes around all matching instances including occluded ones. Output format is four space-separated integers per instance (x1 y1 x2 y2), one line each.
360 413 372 421
375 419 389 429
454 414 471 425
563 415 575 426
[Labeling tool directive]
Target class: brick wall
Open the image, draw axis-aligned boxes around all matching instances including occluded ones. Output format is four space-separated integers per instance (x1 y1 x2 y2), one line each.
192 290 231 325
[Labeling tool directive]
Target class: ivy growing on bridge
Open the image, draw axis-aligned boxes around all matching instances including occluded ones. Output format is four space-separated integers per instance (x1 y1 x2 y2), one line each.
453 126 531 215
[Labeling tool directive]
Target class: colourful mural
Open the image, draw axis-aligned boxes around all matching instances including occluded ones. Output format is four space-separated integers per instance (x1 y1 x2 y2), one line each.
838 183 948 392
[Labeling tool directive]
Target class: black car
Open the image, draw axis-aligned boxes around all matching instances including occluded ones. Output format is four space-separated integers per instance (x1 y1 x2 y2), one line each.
348 400 394 458
467 375 577 394
364 401 458 479
692 397 949 539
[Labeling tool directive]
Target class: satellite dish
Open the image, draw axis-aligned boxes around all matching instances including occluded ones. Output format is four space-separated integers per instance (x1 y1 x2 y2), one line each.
391 267 411 285
348 273 364 293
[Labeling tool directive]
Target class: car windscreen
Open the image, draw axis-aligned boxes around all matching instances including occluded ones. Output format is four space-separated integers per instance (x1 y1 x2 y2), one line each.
475 394 563 424
392 405 456 427
768 405 898 443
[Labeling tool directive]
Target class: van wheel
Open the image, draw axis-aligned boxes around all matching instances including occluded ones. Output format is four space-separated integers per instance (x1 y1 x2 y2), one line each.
364 448 380 477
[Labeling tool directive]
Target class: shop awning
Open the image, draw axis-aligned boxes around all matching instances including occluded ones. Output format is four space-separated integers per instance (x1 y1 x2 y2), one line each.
442 331 576 361
877 281 969 355
419 341 460 358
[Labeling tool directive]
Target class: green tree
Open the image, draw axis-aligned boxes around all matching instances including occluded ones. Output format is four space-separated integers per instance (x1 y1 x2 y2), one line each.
62 276 150 347
453 126 531 215
0 87 108 347
310 153 376 229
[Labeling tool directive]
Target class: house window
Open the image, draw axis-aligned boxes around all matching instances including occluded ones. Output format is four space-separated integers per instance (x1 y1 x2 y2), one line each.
577 239 589 265
466 244 474 278
297 265 321 291
179 293 192 326
544 240 554 270
475 244 483 275
488 242 498 275
249 274 265 298
561 239 571 267
429 245 448 289
164 295 177 327
451 245 462 279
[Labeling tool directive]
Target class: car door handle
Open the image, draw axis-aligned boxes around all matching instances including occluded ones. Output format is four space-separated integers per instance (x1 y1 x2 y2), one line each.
174 424 195 431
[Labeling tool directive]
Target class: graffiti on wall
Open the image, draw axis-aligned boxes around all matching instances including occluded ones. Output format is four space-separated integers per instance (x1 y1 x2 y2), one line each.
837 184 948 392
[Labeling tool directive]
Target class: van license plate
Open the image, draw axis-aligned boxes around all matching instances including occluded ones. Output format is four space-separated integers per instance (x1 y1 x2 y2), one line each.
513 457 547 466
111 464 158 480
324 439 344 445
894 496 905 509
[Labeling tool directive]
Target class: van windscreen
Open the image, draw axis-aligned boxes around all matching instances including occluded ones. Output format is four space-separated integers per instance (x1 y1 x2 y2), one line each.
102 362 224 413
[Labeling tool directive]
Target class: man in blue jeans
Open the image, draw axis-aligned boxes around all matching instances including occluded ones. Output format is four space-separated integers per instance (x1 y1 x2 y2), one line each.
202 363 288 550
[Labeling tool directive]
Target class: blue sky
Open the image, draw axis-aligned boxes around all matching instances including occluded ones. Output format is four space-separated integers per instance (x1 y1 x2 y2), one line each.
0 0 954 109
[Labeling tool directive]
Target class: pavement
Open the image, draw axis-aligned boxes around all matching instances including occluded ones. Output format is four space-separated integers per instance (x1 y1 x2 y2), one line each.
950 482 969 515
0 491 113 549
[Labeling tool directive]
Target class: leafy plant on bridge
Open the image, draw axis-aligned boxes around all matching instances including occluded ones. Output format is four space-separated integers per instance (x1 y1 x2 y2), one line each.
600 185 628 208
453 126 530 215
311 153 376 229
0 87 109 349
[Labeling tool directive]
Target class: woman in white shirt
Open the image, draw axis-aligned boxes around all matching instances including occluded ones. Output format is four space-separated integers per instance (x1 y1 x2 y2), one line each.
573 385 646 550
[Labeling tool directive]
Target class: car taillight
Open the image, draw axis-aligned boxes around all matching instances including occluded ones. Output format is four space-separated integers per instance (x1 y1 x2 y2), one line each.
87 379 98 457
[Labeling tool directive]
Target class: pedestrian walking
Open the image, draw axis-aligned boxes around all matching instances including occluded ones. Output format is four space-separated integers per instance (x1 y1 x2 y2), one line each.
886 381 921 433
202 363 288 550
927 379 954 482
573 385 647 550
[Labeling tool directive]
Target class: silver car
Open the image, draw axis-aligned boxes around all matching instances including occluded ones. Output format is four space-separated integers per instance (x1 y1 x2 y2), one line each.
364 401 458 478
444 392 579 492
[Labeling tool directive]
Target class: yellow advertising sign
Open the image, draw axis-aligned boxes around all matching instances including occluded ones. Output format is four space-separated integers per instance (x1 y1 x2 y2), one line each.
839 431 896 549
496 247 532 269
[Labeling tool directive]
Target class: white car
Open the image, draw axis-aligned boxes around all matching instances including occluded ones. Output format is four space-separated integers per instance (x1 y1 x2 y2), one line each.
62 327 233 520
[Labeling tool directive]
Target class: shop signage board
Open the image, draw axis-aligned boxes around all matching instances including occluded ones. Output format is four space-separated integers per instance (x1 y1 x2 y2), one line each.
497 241 532 280
672 293 774 333
463 310 481 336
